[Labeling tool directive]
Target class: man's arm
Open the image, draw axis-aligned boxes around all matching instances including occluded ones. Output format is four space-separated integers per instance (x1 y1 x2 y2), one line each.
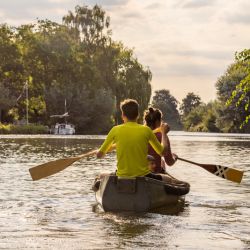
96 144 116 158
96 128 115 158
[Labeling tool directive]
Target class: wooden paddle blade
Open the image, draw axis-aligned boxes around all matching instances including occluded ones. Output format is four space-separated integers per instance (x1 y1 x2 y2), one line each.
219 166 243 183
177 157 244 184
29 157 80 181
29 149 98 181
200 164 244 183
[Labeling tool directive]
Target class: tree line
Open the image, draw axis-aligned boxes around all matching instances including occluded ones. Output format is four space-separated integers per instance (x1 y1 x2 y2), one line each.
152 50 250 133
0 4 249 133
0 5 151 133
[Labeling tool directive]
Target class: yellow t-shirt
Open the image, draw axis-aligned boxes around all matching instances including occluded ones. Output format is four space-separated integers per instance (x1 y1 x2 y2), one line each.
99 122 164 177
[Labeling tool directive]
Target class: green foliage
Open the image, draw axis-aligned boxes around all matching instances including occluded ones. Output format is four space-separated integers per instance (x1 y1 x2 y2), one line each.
0 82 17 122
226 49 250 128
0 123 48 134
63 4 111 48
216 60 250 132
182 105 205 131
152 89 182 130
0 123 11 133
0 4 152 133
183 101 221 132
202 104 220 132
180 92 201 116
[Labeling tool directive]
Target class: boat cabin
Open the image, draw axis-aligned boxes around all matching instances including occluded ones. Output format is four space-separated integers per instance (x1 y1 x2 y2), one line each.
51 122 75 135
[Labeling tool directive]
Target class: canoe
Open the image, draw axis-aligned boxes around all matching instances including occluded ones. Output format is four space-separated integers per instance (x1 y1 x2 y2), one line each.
93 174 190 212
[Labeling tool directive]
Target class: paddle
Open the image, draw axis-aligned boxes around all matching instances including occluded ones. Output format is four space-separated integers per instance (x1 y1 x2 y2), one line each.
177 157 244 183
29 149 98 181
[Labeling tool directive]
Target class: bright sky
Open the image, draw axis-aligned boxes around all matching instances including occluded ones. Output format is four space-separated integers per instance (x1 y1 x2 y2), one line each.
1 0 250 102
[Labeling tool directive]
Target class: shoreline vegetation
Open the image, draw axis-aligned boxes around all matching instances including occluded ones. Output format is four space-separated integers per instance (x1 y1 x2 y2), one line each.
0 123 48 134
0 121 249 135
0 4 249 134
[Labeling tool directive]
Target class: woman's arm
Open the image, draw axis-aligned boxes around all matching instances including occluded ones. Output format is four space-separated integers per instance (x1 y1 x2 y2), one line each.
163 135 177 166
155 125 177 166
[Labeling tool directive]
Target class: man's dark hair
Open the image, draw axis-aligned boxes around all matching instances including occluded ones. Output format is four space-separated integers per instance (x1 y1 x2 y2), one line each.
120 99 139 120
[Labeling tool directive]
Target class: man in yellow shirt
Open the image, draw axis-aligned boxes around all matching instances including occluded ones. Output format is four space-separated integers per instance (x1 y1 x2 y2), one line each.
96 99 169 179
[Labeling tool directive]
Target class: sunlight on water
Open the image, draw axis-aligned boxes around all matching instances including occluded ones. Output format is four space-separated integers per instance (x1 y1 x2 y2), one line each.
0 132 249 249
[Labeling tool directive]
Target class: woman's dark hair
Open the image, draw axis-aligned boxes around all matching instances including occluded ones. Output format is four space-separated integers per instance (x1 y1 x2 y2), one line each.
144 107 162 129
120 99 139 120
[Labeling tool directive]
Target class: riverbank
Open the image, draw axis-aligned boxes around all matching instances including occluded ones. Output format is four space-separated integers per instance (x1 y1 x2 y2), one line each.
0 123 49 134
1 122 250 135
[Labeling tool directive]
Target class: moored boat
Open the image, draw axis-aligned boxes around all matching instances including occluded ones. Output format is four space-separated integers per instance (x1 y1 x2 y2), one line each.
50 122 75 135
94 174 190 212
50 99 76 135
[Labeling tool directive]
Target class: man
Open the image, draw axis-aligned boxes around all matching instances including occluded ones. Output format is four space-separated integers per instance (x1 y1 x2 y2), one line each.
96 99 169 179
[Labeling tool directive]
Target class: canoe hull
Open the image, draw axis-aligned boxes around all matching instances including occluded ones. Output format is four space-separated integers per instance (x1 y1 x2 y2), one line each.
95 175 190 212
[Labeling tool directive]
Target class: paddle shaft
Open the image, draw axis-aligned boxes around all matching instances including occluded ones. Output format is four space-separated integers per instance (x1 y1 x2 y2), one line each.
177 156 217 173
177 157 205 167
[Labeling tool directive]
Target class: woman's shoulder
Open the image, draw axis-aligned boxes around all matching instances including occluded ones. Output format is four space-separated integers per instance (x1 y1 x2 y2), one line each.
141 124 155 133
152 128 162 140
153 127 161 134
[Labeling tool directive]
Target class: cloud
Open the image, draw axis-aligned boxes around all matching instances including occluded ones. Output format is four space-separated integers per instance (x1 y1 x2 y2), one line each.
179 0 217 8
152 48 233 61
0 0 249 102
0 0 80 23
144 3 164 10
164 62 223 77
122 11 143 19
144 55 224 78
0 0 130 24
85 0 129 6
226 13 250 25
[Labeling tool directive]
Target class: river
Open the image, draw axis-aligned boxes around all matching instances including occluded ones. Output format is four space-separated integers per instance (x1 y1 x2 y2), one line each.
0 132 249 249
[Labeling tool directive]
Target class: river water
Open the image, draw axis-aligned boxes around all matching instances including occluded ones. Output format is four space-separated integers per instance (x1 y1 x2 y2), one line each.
0 132 249 249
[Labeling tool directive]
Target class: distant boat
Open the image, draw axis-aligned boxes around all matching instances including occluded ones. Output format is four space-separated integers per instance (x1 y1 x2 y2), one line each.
50 100 76 135
50 122 75 135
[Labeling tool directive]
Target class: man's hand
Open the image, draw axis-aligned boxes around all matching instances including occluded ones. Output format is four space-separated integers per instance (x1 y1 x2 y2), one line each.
96 151 104 158
160 122 170 134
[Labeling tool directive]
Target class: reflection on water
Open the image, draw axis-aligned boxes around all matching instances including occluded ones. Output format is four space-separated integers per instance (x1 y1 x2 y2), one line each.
0 132 249 249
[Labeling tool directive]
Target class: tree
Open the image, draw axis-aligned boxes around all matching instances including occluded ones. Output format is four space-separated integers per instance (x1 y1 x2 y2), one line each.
114 46 152 123
182 101 220 132
182 105 205 131
0 4 153 133
0 24 23 122
0 82 16 122
152 89 181 130
180 92 201 116
216 62 250 132
227 49 250 128
63 4 111 50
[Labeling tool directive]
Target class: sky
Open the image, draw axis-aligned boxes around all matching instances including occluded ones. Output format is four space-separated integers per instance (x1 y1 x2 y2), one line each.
0 0 250 102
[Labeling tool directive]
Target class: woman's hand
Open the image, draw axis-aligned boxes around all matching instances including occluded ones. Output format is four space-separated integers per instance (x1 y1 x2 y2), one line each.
172 153 178 163
160 123 170 134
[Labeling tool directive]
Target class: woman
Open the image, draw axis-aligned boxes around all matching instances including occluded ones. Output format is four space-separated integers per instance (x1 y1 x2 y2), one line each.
144 107 177 174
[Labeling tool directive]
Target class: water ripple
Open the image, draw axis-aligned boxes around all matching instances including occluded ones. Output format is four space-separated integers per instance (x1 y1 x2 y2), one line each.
0 132 249 249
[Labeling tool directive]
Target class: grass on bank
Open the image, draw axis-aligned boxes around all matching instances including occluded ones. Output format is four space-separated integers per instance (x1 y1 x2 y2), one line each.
0 123 49 134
